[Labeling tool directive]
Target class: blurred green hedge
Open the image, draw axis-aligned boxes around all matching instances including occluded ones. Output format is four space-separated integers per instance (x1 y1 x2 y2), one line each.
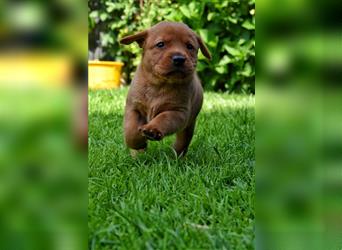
89 0 255 93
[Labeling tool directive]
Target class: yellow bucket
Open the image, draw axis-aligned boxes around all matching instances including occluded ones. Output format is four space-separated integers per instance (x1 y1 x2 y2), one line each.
0 53 72 88
88 61 124 89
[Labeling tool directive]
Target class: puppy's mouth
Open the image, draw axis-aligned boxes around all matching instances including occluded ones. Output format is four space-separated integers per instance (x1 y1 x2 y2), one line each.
166 69 187 77
153 64 194 79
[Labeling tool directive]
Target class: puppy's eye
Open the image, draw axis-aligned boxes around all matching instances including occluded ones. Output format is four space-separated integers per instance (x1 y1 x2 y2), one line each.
186 44 194 50
156 42 165 48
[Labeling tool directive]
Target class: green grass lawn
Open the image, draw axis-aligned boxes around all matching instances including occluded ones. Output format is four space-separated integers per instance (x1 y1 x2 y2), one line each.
88 88 255 249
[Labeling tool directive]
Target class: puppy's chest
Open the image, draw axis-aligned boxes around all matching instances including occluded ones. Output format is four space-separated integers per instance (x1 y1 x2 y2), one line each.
134 88 185 121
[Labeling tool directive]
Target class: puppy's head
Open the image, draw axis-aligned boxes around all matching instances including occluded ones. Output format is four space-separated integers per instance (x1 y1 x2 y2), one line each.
120 21 211 81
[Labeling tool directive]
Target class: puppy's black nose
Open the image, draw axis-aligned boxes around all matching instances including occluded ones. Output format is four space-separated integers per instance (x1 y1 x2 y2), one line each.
172 55 186 66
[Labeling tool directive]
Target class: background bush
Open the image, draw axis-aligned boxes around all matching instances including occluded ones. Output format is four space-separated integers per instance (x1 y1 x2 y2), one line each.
89 0 255 93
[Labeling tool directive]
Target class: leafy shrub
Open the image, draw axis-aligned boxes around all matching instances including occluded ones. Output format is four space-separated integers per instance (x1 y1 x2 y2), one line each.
89 0 255 93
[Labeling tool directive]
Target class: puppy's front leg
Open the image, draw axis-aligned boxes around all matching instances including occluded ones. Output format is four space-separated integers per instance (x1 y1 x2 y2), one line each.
173 122 195 156
139 111 187 141
124 109 147 150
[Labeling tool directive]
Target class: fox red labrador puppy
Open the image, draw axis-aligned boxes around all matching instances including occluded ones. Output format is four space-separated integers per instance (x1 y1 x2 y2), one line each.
120 21 211 156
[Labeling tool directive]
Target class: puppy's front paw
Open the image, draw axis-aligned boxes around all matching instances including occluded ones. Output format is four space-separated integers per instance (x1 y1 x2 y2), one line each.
138 125 163 141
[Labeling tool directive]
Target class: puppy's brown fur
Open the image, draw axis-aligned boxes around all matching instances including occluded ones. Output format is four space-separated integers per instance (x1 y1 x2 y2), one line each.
120 21 211 156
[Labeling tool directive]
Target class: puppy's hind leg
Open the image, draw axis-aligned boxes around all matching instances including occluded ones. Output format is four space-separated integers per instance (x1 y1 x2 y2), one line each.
173 122 195 157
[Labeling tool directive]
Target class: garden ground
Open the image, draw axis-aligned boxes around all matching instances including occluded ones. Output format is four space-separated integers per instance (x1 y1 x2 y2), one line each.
89 88 255 249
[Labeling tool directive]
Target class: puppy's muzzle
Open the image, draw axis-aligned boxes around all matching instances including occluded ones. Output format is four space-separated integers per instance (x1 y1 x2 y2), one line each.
172 55 186 66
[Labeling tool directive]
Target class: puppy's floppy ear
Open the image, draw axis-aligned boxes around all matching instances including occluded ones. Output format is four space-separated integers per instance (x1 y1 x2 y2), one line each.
120 30 147 48
196 35 212 60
